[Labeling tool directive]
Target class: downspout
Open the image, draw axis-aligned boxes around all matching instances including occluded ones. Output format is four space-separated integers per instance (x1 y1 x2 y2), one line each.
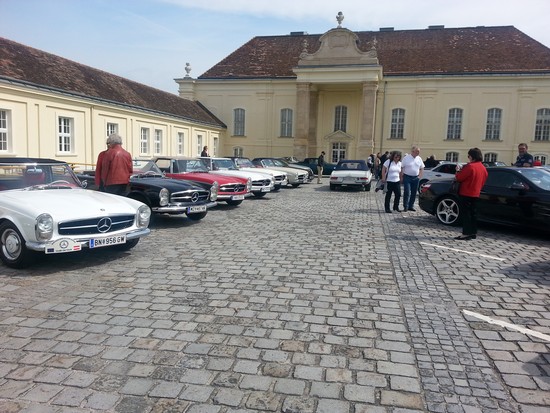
379 81 387 153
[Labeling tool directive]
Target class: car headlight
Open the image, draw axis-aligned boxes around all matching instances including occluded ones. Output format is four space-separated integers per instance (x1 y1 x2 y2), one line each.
246 178 252 192
210 181 219 201
35 213 53 241
136 205 152 228
159 188 169 206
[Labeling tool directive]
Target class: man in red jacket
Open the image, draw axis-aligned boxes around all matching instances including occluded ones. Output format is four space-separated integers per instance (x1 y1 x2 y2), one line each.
100 134 133 195
454 148 488 240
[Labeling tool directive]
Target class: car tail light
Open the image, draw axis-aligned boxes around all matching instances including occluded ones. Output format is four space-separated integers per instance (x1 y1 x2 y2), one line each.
420 183 431 193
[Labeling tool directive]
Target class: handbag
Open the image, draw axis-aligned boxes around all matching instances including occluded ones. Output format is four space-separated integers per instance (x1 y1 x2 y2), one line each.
449 179 460 195
375 180 385 193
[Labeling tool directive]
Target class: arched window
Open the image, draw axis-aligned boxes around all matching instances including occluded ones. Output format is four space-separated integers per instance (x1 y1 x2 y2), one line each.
334 106 347 132
233 108 245 136
280 108 293 137
485 108 502 140
447 108 463 140
534 108 550 141
484 152 498 163
446 152 459 162
390 108 405 139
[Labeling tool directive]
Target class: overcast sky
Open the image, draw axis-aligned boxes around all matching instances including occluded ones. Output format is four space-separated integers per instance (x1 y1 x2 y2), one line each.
3 0 550 94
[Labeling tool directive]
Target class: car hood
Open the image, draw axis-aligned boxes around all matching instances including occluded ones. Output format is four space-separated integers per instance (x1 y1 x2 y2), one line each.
0 188 141 219
210 169 272 181
131 176 207 190
165 172 245 185
257 166 303 177
238 167 284 178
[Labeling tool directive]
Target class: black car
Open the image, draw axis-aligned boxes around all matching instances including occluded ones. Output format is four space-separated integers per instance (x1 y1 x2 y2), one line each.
78 160 217 220
419 166 550 231
297 157 337 176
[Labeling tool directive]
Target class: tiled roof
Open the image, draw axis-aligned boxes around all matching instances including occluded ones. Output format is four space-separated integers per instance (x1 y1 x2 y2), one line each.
0 37 225 128
200 26 550 79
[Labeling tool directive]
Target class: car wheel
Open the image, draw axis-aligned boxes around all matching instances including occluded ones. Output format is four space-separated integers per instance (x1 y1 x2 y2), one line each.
187 211 207 221
0 222 38 268
435 196 461 226
226 199 244 206
253 192 267 198
418 179 428 194
365 182 372 192
111 238 139 251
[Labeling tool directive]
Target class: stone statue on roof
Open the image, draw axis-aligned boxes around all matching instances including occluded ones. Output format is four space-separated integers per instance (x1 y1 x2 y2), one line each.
336 11 344 28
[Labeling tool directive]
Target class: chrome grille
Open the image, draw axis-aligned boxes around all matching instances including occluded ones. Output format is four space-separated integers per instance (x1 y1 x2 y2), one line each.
251 179 272 187
58 215 135 235
171 189 210 203
219 184 247 193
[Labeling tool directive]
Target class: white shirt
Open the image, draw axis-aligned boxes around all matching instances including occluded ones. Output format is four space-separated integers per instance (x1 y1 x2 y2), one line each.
383 159 402 182
401 154 425 177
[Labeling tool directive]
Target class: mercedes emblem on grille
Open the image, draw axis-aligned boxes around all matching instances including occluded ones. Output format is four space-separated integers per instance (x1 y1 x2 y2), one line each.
234 185 239 192
191 192 199 203
97 217 112 233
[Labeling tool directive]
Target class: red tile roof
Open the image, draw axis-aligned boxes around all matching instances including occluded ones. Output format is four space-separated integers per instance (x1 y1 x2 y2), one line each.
200 26 550 79
0 37 225 128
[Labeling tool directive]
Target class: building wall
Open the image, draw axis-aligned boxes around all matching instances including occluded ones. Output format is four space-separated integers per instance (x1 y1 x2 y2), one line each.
0 82 223 170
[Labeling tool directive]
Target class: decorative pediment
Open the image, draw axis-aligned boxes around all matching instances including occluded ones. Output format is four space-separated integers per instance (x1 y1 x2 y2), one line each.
324 130 355 141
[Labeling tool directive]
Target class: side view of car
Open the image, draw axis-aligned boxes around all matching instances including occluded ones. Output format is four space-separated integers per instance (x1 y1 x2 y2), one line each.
274 158 314 182
298 157 337 176
153 157 250 205
252 158 308 187
79 160 218 221
199 157 275 197
228 157 288 190
329 160 373 191
419 166 550 231
0 158 151 268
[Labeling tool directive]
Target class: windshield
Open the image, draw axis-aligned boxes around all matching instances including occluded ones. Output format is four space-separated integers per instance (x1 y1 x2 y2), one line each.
132 160 163 175
335 161 367 171
176 159 209 173
516 168 550 191
212 159 238 170
0 162 82 190
234 158 255 168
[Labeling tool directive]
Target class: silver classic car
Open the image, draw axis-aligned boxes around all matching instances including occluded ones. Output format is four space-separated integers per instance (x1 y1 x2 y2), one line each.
0 158 151 268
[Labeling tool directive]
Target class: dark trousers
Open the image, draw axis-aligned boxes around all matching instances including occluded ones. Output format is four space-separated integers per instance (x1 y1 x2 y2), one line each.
402 174 419 210
459 195 478 235
104 184 128 196
384 181 401 211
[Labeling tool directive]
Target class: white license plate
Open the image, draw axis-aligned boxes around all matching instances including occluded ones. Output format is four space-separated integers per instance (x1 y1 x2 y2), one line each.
232 195 245 200
45 238 82 254
90 235 126 248
261 187 270 192
187 205 207 213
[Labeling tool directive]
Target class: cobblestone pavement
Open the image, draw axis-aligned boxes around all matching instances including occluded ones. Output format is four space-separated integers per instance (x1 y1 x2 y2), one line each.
0 182 548 413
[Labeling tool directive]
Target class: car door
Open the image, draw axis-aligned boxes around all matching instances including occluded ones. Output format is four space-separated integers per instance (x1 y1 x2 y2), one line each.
478 169 538 225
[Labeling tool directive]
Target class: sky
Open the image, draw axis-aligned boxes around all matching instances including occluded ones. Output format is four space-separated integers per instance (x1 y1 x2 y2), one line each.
2 0 550 94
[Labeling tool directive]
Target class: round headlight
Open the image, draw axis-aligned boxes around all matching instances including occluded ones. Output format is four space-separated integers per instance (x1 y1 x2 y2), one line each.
137 205 151 228
246 178 252 192
159 188 169 206
210 181 219 201
35 213 53 241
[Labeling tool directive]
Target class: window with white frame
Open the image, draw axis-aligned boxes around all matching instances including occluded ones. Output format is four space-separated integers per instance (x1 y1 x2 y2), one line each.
58 117 73 153
331 142 347 162
197 135 203 156
234 108 245 136
280 108 293 137
534 108 550 141
106 122 118 137
445 152 459 162
534 154 547 165
334 105 347 132
177 132 184 155
140 128 149 155
484 152 498 163
213 137 219 156
233 146 244 157
446 108 463 140
390 108 405 139
485 108 502 141
154 129 162 154
0 110 10 152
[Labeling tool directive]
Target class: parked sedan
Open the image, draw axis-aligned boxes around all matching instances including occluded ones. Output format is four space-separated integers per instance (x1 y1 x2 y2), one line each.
0 158 151 268
298 157 337 176
79 160 218 221
153 157 250 205
329 160 373 191
419 166 550 231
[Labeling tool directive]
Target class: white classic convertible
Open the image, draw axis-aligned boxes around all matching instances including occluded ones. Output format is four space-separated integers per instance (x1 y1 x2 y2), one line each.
0 158 151 268
329 159 373 191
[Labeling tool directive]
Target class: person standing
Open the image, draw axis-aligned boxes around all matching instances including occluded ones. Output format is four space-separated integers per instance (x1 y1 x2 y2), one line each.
454 147 488 240
317 151 325 184
379 151 389 179
100 133 133 195
201 146 209 157
95 140 110 191
514 143 533 167
401 146 425 212
382 151 403 213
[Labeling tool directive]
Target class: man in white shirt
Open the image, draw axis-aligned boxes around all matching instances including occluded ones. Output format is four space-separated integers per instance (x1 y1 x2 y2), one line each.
401 146 425 211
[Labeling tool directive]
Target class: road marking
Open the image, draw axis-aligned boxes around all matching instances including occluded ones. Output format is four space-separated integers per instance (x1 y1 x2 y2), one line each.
419 242 505 261
463 310 550 342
